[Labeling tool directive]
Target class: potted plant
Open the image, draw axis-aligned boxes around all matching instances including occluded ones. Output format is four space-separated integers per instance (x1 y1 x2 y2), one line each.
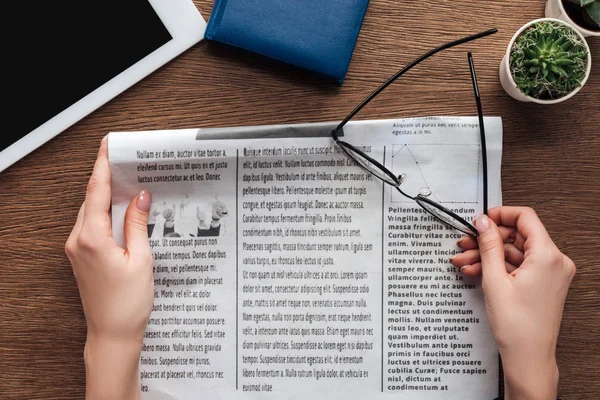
499 18 592 104
546 0 600 37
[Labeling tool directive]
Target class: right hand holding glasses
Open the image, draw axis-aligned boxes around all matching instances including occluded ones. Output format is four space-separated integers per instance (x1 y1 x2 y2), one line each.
451 206 576 399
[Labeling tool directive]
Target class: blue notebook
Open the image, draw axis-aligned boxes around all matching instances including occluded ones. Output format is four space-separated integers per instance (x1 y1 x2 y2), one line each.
204 0 370 84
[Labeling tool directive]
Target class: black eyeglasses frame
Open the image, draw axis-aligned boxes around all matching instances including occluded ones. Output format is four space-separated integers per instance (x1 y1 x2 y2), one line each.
331 29 497 237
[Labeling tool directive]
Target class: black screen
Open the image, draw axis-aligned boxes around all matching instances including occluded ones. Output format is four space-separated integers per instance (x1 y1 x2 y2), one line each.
4 0 172 153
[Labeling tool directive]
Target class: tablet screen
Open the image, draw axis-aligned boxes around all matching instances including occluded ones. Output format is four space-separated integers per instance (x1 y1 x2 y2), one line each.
4 0 173 153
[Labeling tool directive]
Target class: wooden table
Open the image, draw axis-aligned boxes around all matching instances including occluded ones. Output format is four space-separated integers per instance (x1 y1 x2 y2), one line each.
1 1 598 398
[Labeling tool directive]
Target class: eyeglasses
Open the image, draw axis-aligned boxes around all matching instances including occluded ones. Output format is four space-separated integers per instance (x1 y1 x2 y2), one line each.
332 29 497 238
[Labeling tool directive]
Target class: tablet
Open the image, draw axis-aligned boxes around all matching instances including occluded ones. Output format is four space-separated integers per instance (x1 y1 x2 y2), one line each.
1 0 207 174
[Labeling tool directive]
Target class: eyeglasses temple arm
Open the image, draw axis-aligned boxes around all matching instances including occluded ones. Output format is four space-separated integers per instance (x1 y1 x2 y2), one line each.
333 28 498 134
468 52 489 215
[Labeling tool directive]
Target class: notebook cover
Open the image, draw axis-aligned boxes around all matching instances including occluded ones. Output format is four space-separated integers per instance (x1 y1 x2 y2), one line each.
204 0 370 83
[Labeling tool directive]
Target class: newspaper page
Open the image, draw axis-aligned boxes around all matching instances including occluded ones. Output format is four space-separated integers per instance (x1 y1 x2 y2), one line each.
109 116 503 400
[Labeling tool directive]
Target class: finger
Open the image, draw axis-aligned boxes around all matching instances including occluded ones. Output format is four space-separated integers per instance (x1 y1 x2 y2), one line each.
124 190 152 263
487 206 551 245
459 260 519 277
458 227 526 253
83 136 112 233
504 243 524 267
457 226 518 250
456 235 475 250
458 262 481 277
474 214 510 286
451 249 480 267
512 231 526 252
452 243 524 268
505 261 519 274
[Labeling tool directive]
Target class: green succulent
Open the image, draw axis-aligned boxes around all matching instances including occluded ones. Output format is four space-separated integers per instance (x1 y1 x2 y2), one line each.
567 0 600 28
510 21 588 99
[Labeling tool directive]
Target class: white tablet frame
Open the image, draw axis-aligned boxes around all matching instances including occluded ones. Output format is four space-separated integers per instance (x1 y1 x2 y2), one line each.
0 0 207 174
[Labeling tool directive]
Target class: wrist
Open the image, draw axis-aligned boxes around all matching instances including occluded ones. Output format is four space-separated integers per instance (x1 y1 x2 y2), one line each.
84 334 143 400
502 353 559 400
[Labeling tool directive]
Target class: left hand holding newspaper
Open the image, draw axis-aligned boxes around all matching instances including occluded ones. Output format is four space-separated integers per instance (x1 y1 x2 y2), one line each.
65 136 154 400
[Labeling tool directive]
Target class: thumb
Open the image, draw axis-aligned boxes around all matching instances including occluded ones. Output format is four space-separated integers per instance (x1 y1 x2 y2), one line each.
474 214 509 287
124 190 152 262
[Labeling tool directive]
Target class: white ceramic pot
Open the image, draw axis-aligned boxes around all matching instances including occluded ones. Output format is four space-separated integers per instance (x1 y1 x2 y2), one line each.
546 0 600 37
499 18 592 104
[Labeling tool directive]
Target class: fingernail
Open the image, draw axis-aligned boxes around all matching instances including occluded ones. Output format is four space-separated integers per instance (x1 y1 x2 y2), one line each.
474 214 490 234
137 190 152 212
101 134 108 144
460 265 470 273
456 235 467 247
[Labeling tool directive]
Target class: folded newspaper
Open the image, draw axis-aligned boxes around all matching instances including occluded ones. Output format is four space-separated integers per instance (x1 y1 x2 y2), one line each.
109 116 503 400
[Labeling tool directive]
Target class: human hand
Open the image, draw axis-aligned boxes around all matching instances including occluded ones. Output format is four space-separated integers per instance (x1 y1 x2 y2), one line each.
451 207 575 400
65 136 153 400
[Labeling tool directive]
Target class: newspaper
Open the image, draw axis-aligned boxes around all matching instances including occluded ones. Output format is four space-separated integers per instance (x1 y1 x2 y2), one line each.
109 116 503 400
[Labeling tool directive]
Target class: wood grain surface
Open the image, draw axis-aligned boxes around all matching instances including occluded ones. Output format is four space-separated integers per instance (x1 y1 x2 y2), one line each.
1 1 599 398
